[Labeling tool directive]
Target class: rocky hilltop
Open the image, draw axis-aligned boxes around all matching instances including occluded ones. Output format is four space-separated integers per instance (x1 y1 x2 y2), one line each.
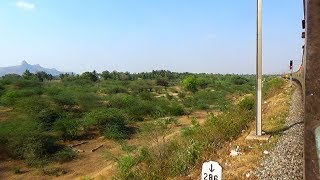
0 61 63 76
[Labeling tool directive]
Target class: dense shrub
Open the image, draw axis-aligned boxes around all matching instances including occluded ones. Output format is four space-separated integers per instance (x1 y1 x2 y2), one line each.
84 108 127 127
52 91 77 106
168 103 185 116
138 91 154 101
53 118 82 140
0 118 58 160
232 76 249 85
2 78 41 89
44 85 62 96
197 77 209 89
0 83 5 96
129 80 154 93
54 148 77 163
80 71 99 82
75 92 101 111
1 91 19 105
239 96 255 110
37 108 63 128
104 124 129 140
183 76 198 92
0 72 260 169
107 94 131 109
105 86 127 94
196 100 210 110
156 79 169 87
84 108 129 140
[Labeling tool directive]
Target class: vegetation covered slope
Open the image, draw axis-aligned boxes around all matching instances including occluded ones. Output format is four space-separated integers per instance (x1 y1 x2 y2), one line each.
0 70 269 174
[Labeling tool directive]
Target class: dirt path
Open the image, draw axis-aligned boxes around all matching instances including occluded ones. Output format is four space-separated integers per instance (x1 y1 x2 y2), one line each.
0 110 215 180
92 110 212 179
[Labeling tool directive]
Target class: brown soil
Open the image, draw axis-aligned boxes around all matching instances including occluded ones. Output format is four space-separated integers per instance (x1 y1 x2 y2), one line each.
0 109 217 180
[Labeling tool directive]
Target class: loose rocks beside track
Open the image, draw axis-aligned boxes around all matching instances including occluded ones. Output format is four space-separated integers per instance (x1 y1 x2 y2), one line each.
256 85 304 179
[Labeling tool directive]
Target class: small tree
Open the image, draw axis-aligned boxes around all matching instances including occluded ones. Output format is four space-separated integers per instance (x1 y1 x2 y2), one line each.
197 77 209 89
22 70 33 79
156 78 169 87
81 71 99 82
182 76 198 92
101 70 112 80
35 71 49 82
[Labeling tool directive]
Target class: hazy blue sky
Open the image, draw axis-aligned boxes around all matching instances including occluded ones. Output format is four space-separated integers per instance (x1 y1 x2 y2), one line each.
0 0 304 74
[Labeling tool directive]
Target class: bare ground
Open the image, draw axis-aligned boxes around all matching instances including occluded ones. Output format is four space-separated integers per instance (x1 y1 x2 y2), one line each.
0 110 216 180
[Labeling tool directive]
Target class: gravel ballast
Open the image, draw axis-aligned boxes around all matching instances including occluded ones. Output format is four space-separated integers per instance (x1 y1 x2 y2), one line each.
256 85 304 179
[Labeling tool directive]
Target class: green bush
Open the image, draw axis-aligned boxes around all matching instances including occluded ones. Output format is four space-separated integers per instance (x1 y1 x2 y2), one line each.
84 108 127 128
196 100 210 110
53 118 82 140
104 124 129 140
107 94 131 109
197 77 209 89
232 76 249 85
129 80 153 93
0 87 43 105
128 101 153 117
0 84 5 96
80 71 99 82
118 155 136 173
84 108 130 139
44 85 62 96
156 79 169 87
168 103 185 116
138 91 154 101
183 76 198 92
239 96 255 111
18 87 43 97
52 91 76 106
14 96 56 117
76 92 101 111
0 118 58 161
37 108 63 128
55 148 77 163
106 86 128 94
1 91 19 105
16 79 41 88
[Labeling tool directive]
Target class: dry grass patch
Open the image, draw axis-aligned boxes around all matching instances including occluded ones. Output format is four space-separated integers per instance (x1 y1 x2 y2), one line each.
183 80 293 180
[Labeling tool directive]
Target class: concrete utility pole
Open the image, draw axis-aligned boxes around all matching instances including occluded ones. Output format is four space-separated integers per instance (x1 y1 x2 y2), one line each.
290 60 293 86
256 0 262 136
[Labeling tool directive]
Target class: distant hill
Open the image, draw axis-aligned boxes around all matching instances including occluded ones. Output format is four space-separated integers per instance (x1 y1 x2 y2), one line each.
0 61 64 76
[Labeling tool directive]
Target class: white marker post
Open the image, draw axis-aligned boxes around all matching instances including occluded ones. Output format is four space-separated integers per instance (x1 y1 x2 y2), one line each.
256 0 263 136
201 161 222 180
